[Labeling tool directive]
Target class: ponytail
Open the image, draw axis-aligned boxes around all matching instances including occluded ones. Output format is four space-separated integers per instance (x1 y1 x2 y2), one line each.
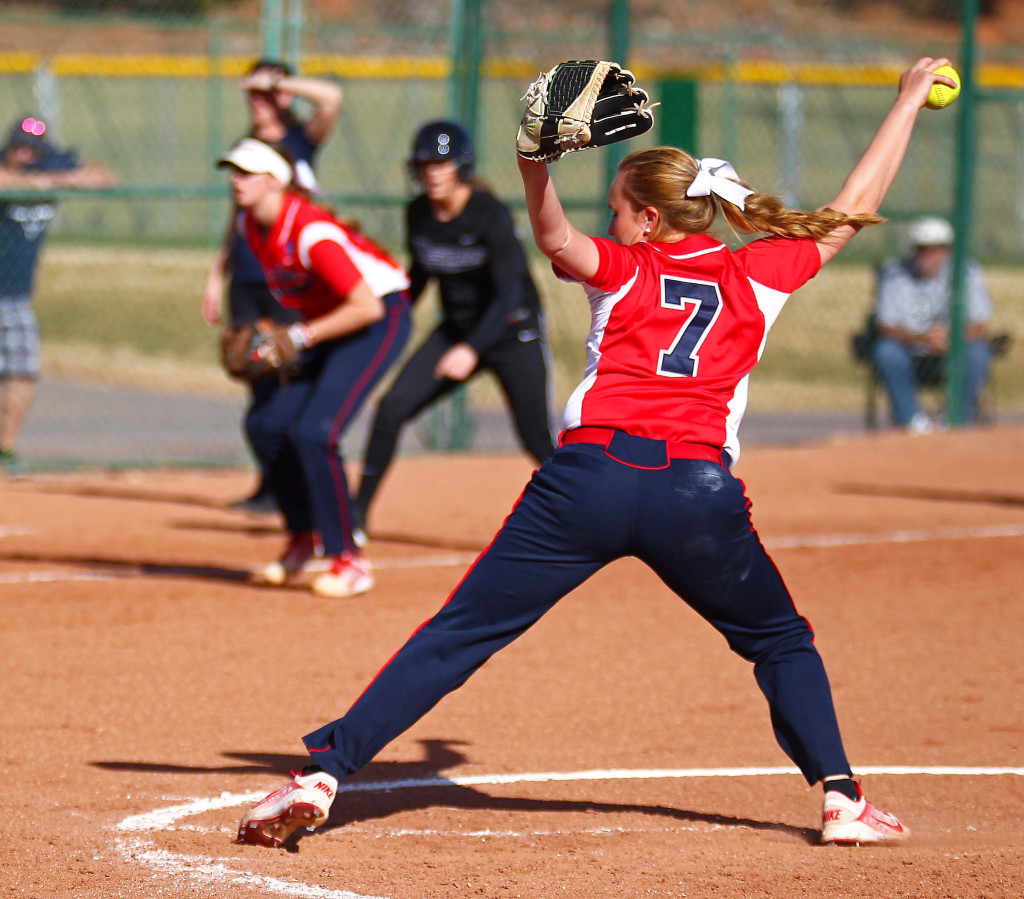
617 147 883 242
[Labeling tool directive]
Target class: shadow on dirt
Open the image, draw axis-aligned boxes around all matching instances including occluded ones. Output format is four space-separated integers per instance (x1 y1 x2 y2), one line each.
94 739 818 846
171 519 281 536
0 548 252 583
28 483 241 510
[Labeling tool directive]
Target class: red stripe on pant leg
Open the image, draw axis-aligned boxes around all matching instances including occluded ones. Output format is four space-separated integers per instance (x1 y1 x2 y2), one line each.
334 473 536 712
325 305 406 551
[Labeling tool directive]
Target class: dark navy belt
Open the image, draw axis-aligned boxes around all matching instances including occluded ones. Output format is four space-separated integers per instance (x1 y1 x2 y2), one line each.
559 426 723 468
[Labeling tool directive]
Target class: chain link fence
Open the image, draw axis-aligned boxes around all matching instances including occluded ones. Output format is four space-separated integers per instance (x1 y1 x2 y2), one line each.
1 0 1022 469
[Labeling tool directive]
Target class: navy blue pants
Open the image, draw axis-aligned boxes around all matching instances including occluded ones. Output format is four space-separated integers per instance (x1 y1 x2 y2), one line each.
304 431 851 785
246 293 410 556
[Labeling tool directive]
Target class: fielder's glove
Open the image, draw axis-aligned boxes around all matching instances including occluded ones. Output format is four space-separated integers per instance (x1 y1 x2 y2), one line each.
220 320 312 383
516 59 657 163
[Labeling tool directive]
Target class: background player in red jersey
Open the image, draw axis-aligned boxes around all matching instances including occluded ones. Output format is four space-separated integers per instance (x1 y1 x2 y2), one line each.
202 59 343 514
236 57 956 849
217 138 410 598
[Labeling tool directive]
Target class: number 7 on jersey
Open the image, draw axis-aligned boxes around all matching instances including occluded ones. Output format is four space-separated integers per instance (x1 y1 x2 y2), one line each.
656 276 722 378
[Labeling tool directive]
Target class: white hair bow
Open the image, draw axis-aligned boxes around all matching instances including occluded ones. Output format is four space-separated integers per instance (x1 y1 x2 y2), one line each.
685 157 754 210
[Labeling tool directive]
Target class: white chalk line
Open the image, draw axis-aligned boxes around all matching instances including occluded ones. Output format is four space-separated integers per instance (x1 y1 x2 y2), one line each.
368 525 1024 567
8 523 1022 589
303 553 480 574
765 522 1024 550
0 570 116 584
0 526 34 537
117 765 1024 899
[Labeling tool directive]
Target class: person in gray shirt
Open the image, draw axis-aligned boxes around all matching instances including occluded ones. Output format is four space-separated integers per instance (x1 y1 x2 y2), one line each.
872 216 992 432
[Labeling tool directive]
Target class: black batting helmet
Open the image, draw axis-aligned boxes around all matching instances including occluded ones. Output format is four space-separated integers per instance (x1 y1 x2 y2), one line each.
408 119 474 179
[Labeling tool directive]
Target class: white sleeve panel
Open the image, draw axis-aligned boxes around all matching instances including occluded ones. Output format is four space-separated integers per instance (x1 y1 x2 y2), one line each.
559 274 636 432
721 278 793 468
298 222 411 297
748 277 790 333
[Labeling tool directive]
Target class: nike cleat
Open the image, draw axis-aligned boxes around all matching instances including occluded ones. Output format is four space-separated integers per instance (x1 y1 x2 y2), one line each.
237 769 338 848
822 783 909 846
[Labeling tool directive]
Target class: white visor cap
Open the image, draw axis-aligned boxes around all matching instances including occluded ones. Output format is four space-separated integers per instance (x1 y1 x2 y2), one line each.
907 216 954 247
218 138 292 186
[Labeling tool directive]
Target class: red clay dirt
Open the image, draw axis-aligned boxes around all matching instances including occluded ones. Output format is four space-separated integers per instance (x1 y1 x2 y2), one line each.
1 426 1022 898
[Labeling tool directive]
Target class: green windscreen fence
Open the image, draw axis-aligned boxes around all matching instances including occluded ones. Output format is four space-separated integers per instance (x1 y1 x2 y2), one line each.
1 0 1022 469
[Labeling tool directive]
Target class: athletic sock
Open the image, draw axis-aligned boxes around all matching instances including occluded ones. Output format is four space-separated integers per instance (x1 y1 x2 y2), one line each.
823 777 860 802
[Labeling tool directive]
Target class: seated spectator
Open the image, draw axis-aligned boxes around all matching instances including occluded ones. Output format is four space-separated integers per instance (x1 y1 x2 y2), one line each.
872 215 992 433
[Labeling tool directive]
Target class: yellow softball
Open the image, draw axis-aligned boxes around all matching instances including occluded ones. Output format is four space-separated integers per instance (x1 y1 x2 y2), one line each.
926 65 961 110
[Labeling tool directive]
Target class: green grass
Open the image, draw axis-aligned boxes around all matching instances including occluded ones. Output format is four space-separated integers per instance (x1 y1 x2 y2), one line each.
33 244 1024 415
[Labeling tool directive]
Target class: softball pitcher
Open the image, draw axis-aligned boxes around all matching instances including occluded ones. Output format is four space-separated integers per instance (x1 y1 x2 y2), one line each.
237 57 956 849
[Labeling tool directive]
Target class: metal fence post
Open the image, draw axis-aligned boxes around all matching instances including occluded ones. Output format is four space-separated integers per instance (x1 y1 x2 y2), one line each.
261 0 284 60
436 0 486 452
778 83 805 208
286 0 304 72
603 0 631 198
947 0 980 427
206 20 227 244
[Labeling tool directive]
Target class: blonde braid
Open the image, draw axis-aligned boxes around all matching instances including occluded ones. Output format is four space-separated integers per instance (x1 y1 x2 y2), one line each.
720 192 884 240
617 147 884 242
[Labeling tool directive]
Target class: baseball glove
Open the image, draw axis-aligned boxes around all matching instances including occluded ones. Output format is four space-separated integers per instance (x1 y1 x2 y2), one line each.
516 60 656 163
219 320 310 383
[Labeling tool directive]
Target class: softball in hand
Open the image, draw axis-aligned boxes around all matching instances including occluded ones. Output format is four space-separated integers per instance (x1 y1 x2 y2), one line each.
926 65 961 110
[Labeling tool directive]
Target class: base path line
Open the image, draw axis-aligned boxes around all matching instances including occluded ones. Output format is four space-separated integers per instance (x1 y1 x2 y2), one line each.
374 525 1024 571
766 523 1024 550
116 765 1024 899
114 837 389 899
0 570 116 584
372 553 480 571
118 764 1024 833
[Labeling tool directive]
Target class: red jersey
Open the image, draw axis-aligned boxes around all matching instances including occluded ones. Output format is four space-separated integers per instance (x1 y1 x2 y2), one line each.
241 194 409 320
560 232 821 466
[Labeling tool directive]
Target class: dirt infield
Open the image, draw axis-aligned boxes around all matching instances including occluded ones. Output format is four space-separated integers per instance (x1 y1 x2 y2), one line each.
2 427 1023 899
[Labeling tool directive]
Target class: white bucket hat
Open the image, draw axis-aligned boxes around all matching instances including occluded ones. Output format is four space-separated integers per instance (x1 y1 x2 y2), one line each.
907 216 954 247
217 138 292 186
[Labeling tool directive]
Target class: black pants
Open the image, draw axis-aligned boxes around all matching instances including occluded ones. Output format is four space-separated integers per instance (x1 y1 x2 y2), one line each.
355 317 557 524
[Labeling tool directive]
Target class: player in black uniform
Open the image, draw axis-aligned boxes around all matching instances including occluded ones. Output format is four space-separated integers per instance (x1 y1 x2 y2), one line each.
351 120 556 537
